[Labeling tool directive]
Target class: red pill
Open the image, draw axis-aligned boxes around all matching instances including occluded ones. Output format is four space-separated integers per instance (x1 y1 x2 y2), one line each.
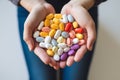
65 23 72 32
74 28 84 33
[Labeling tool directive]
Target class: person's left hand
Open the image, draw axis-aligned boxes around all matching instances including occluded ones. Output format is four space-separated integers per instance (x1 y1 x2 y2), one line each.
59 0 96 68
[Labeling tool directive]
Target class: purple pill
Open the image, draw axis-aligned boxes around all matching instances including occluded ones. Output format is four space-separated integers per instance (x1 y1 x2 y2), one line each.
60 53 68 61
70 44 80 50
68 50 75 56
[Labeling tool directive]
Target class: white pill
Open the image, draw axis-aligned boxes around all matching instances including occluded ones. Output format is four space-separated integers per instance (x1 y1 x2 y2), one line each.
58 43 67 48
64 47 70 52
45 36 51 43
45 43 52 49
54 30 62 39
37 21 44 30
33 31 39 38
67 14 74 22
57 48 64 55
72 38 79 44
62 14 68 23
39 42 46 48
53 54 60 61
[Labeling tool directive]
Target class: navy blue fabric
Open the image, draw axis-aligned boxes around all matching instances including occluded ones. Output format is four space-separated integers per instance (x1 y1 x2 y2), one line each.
17 1 98 79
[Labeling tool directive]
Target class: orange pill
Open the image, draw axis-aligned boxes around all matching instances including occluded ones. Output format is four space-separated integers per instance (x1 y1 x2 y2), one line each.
69 30 75 39
41 27 51 32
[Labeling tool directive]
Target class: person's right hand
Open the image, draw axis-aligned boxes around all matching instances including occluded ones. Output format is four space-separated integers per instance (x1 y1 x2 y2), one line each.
20 0 59 70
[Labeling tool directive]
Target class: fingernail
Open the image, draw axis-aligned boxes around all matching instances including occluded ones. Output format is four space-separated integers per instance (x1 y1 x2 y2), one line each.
89 45 93 51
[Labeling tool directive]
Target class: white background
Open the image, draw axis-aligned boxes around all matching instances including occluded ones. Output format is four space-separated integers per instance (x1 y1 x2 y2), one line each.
0 0 120 80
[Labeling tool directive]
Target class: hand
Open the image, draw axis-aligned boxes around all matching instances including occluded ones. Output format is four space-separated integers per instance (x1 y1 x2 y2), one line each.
20 0 59 70
59 0 96 68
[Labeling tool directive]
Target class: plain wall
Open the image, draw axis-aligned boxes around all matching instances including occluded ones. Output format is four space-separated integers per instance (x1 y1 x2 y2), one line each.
0 0 120 80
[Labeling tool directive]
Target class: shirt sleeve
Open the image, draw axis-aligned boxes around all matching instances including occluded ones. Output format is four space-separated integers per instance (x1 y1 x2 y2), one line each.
9 0 20 5
94 0 107 6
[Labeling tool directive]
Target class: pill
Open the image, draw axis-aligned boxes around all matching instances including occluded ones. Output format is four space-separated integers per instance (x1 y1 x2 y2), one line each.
60 53 68 61
49 29 56 37
54 30 62 39
58 43 67 48
74 28 84 33
62 14 68 23
64 47 70 52
44 19 50 27
51 39 58 46
45 43 52 49
47 49 54 57
68 50 75 56
54 14 62 19
61 31 69 38
70 44 80 50
69 30 75 39
57 48 64 55
33 31 39 38
53 18 60 24
67 38 71 45
45 36 51 43
57 36 64 43
39 42 46 48
46 13 54 19
67 14 74 22
36 37 44 42
72 38 79 44
65 22 72 32
53 54 60 61
39 32 48 37
37 21 44 30
76 33 84 40
79 39 85 45
59 23 64 31
73 21 78 28
52 46 58 53
51 24 59 29
41 27 50 32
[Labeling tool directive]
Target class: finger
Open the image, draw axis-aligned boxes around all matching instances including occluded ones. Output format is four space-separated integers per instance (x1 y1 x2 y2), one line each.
86 22 96 50
66 56 74 66
74 45 87 62
34 46 51 64
60 61 66 68
50 57 57 67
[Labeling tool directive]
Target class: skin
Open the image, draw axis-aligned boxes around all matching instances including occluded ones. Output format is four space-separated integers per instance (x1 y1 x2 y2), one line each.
20 0 96 70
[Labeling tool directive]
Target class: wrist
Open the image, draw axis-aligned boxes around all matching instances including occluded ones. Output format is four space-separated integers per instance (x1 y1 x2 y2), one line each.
69 0 95 10
20 0 46 12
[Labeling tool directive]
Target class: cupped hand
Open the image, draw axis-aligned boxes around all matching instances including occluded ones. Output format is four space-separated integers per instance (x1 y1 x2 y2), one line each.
21 0 59 70
59 0 96 68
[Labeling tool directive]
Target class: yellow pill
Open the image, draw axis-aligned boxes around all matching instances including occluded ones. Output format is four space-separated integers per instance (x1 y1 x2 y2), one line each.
51 24 59 29
46 13 54 20
73 21 78 28
52 46 58 53
76 33 84 40
49 29 56 37
59 23 64 31
39 32 48 37
54 14 62 19
47 49 54 57
53 18 60 24
44 19 50 27
57 36 64 43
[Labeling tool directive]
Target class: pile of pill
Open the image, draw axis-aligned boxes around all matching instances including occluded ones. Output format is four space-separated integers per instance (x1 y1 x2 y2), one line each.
33 13 86 61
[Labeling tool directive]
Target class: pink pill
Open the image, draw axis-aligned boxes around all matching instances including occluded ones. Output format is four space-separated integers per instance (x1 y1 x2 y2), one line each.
69 30 75 39
68 50 75 56
42 27 50 32
60 53 68 61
